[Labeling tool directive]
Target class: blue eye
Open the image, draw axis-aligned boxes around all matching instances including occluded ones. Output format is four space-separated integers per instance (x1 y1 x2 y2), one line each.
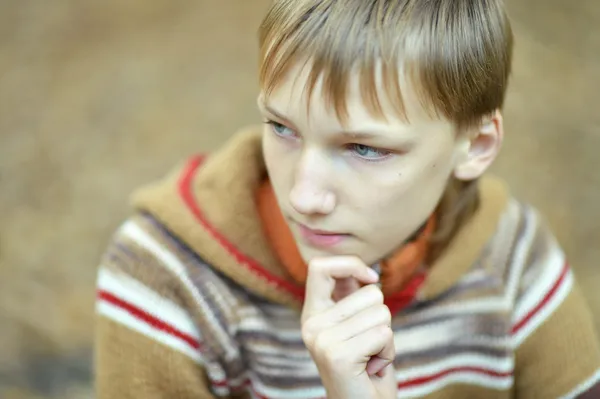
350 144 390 160
268 121 295 138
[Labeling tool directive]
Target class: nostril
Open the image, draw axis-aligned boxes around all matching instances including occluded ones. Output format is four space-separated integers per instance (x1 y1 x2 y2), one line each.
290 184 334 215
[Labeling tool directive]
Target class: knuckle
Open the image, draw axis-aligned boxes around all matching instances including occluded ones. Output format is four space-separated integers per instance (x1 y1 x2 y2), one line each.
366 284 384 303
378 324 394 341
378 305 392 325
301 319 319 345
307 258 325 273
321 341 346 365
313 332 333 356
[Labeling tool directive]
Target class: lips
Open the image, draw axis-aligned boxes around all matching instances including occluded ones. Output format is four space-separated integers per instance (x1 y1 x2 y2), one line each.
294 222 350 248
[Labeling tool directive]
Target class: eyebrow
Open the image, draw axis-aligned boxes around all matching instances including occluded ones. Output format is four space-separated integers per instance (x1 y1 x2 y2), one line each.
263 104 290 124
259 102 413 141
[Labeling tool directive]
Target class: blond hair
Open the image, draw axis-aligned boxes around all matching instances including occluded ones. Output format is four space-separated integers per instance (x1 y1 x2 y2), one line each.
257 0 514 262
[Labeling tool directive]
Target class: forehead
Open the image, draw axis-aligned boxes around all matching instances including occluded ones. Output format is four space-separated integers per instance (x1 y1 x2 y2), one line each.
259 60 441 131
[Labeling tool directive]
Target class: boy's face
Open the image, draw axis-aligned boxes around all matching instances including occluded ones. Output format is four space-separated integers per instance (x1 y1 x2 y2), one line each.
259 63 501 265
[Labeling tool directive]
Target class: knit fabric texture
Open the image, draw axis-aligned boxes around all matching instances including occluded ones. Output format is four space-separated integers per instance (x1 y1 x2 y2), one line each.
94 127 600 399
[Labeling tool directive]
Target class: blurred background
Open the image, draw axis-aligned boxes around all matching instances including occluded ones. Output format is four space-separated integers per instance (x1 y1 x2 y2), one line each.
0 0 598 397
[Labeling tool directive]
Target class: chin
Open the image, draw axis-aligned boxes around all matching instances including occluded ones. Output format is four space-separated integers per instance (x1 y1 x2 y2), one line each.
296 243 371 264
296 245 341 262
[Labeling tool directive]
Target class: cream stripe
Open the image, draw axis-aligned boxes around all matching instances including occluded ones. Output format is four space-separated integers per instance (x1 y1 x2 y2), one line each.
97 300 203 363
512 245 566 325
394 318 479 354
97 296 238 388
412 207 538 321
120 220 237 357
248 372 326 399
512 270 573 347
238 317 303 340
97 267 200 340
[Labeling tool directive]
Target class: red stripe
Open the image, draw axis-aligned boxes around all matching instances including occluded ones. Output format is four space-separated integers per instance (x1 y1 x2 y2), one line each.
98 289 201 351
511 261 570 335
178 155 305 300
398 366 512 389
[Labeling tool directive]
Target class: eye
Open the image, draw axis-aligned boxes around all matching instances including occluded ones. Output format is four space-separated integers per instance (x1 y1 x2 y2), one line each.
266 120 296 138
349 144 390 161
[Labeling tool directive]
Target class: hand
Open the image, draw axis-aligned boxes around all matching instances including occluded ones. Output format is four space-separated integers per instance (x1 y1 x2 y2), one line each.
301 256 396 399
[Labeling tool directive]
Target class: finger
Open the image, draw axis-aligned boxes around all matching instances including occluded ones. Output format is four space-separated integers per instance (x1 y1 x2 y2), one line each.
327 325 395 377
356 326 396 377
307 288 387 336
367 356 393 378
331 277 361 302
365 330 396 377
303 256 379 318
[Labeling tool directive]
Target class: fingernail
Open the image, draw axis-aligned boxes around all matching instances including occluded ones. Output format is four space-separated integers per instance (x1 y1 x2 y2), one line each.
368 268 379 281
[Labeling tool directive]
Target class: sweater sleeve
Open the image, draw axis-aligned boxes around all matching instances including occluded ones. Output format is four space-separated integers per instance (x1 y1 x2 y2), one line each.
94 218 223 399
511 210 600 399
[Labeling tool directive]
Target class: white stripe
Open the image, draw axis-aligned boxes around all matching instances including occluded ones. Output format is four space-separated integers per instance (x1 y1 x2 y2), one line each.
455 334 513 349
394 318 484 355
120 221 236 357
252 363 318 378
238 317 303 340
248 372 326 399
97 267 200 340
98 271 243 389
413 206 538 321
118 220 239 387
512 270 573 346
244 355 514 399
97 268 238 384
396 353 513 381
398 370 513 398
254 355 317 368
512 246 565 325
210 386 230 396
559 369 600 399
97 300 203 363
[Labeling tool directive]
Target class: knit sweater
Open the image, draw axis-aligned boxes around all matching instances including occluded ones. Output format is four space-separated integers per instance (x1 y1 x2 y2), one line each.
94 126 600 399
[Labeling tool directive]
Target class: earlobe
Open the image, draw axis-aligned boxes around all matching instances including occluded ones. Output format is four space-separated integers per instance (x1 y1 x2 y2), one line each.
453 111 504 181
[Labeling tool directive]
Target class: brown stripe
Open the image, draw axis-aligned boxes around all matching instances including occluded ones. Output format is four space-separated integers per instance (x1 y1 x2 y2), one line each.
415 383 508 399
514 281 600 398
101 214 247 381
95 316 215 399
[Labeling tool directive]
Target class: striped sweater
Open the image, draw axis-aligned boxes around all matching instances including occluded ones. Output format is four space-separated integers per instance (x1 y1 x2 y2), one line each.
95 127 600 398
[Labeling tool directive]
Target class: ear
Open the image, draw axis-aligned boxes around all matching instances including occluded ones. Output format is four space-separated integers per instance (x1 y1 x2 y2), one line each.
453 110 504 181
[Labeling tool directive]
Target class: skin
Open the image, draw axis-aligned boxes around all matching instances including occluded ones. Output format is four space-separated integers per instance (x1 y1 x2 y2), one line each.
258 61 504 399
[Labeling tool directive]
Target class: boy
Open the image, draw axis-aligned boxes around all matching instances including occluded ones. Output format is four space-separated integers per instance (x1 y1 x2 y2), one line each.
95 0 600 397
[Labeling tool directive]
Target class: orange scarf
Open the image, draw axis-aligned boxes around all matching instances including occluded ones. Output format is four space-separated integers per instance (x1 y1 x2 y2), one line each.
256 180 434 311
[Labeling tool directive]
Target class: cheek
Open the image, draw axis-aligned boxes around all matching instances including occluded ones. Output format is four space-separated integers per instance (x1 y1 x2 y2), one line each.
262 133 295 192
350 158 452 228
401 145 456 192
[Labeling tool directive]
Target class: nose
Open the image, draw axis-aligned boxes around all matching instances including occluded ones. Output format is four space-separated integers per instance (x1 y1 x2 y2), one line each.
289 150 336 215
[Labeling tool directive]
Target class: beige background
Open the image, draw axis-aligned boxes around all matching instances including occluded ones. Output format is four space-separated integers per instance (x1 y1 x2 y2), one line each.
0 0 598 397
